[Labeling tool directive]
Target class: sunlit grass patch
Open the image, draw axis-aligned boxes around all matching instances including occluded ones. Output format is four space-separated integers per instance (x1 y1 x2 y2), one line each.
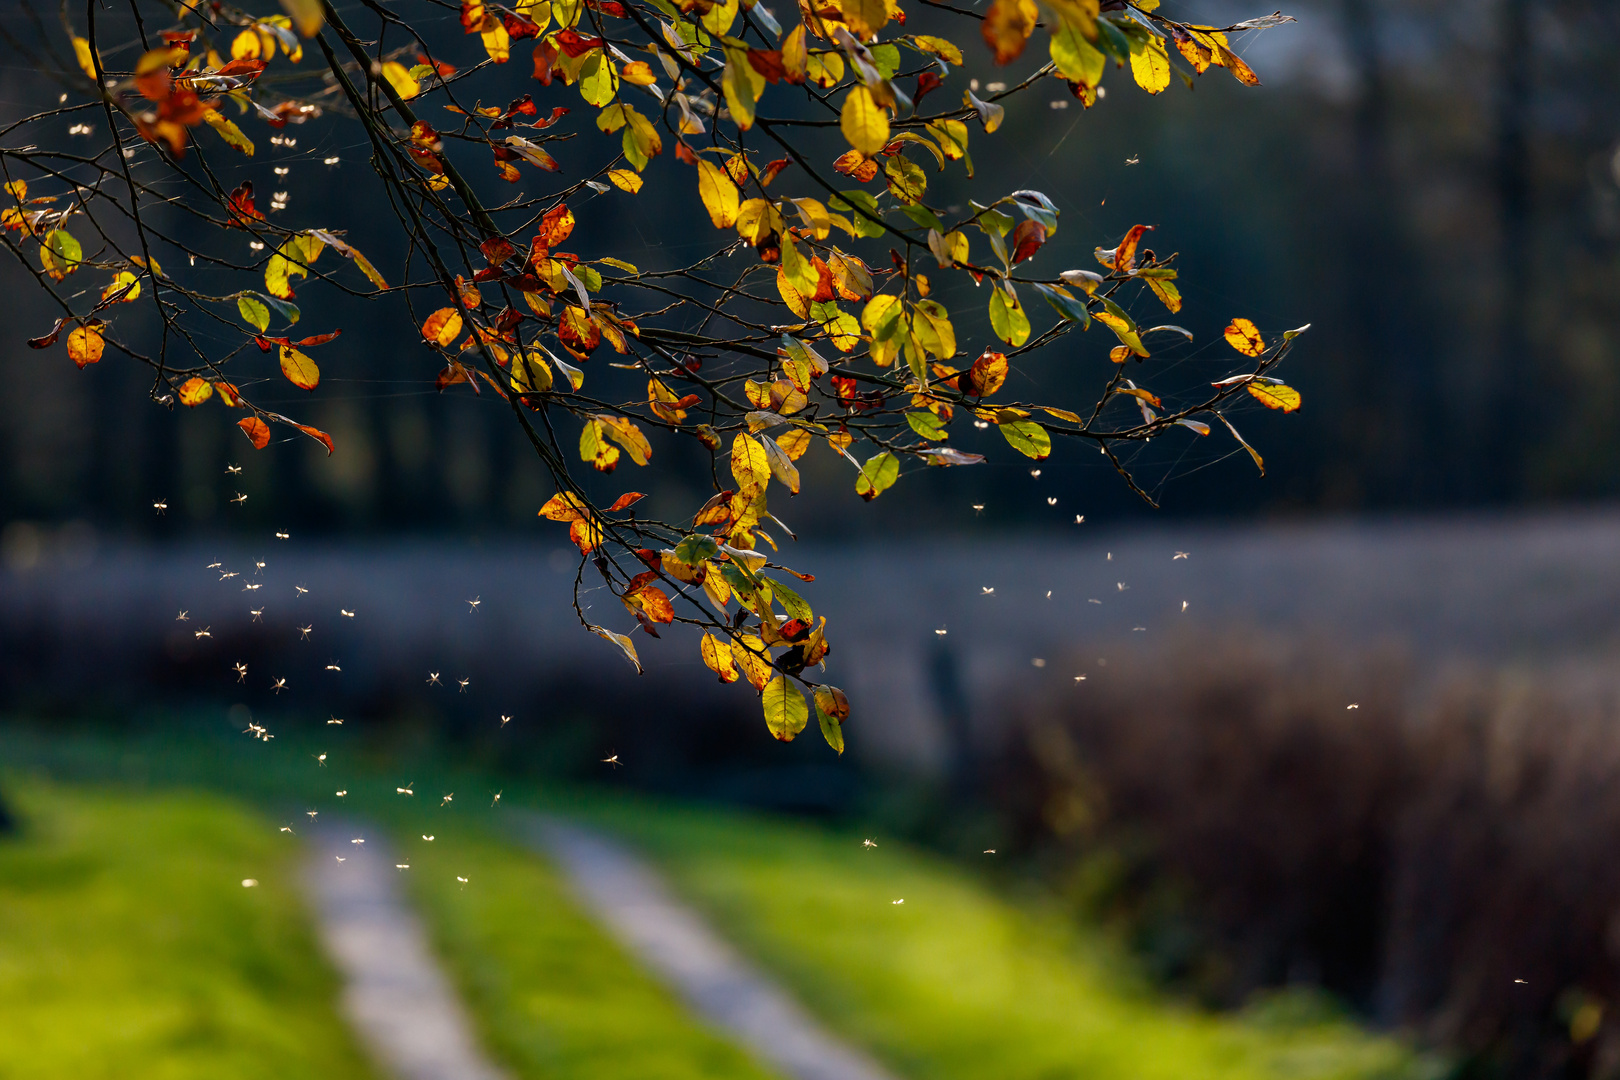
0 777 376 1080
398 822 781 1080
568 798 1432 1080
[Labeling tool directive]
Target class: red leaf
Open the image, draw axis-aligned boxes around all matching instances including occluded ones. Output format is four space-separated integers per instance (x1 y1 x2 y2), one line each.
227 181 262 228
531 40 559 85
554 29 604 58
915 71 943 105
238 416 271 448
295 329 342 348
609 492 647 511
531 106 569 129
502 11 543 37
747 49 786 83
1010 219 1047 265
537 204 575 247
759 159 792 187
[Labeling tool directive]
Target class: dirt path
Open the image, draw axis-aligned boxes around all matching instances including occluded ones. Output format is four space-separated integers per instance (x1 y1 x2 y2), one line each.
526 815 900 1080
303 822 509 1080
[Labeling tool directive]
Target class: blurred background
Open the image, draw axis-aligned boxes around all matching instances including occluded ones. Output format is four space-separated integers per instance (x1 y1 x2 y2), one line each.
6 1 1620 1078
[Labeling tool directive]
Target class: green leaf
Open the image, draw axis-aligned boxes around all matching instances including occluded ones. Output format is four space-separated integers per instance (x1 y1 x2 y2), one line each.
818 708 844 753
762 574 811 621
1001 419 1051 460
762 675 809 741
674 533 720 564
989 287 1031 347
1032 282 1090 327
906 410 948 441
855 451 899 500
237 295 270 332
834 190 887 238
897 202 945 232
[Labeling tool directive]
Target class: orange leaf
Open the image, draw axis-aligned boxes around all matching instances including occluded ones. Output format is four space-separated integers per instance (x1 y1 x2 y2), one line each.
1010 220 1046 265
296 423 336 454
66 324 104 368
981 0 1037 64
422 307 464 346
238 416 271 448
962 350 1008 397
178 377 214 406
609 492 646 511
537 204 575 248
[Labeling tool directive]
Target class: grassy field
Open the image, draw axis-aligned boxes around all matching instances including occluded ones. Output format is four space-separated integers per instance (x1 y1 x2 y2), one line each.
398 816 781 1080
0 779 376 1080
0 729 1433 1080
572 797 1433 1080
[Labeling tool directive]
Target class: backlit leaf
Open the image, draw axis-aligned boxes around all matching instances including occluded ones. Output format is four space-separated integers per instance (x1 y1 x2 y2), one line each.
1129 36 1171 94
279 346 320 390
855 451 899 500
1247 382 1302 412
982 0 1038 64
178 378 214 407
701 633 740 683
423 307 464 346
607 169 643 192
1000 419 1051 459
762 675 809 741
988 288 1030 347
731 432 772 495
238 295 271 332
840 86 890 156
696 159 741 228
238 416 272 449
66 324 104 367
1224 317 1265 356
592 626 643 672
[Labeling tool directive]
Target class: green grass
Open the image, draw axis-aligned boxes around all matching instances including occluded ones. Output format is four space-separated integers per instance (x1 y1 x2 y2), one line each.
568 798 1432 1080
0 778 376 1080
0 727 1432 1080
398 819 781 1080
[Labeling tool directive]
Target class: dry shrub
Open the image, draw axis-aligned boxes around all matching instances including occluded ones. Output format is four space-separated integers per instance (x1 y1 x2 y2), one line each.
994 631 1620 1078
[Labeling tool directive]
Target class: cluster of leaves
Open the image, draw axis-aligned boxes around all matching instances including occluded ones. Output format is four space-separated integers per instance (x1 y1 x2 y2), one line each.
2 0 1302 750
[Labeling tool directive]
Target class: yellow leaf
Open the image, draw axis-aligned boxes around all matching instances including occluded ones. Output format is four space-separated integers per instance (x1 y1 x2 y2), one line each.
72 37 98 80
730 635 773 692
763 675 809 741
696 159 741 228
776 427 812 460
230 29 262 61
203 108 255 155
722 45 764 130
380 61 420 99
1130 37 1171 94
838 0 889 39
592 626 642 672
761 436 801 494
279 345 320 390
1247 382 1302 412
1224 317 1266 356
481 20 511 62
607 168 643 193
279 0 324 36
100 271 140 304
700 633 740 683
731 432 772 495
840 85 889 157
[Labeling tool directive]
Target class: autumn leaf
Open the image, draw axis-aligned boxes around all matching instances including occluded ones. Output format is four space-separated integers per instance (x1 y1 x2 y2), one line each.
178 377 214 406
814 684 849 754
279 346 320 390
1224 317 1266 356
696 159 741 228
238 415 272 449
624 572 675 623
1130 37 1171 94
608 492 646 512
701 633 740 683
982 0 1038 64
988 288 1030 347
423 308 464 347
840 86 890 156
592 626 643 672
66 324 104 368
763 675 809 741
732 432 772 495
1247 382 1302 412
539 491 590 521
